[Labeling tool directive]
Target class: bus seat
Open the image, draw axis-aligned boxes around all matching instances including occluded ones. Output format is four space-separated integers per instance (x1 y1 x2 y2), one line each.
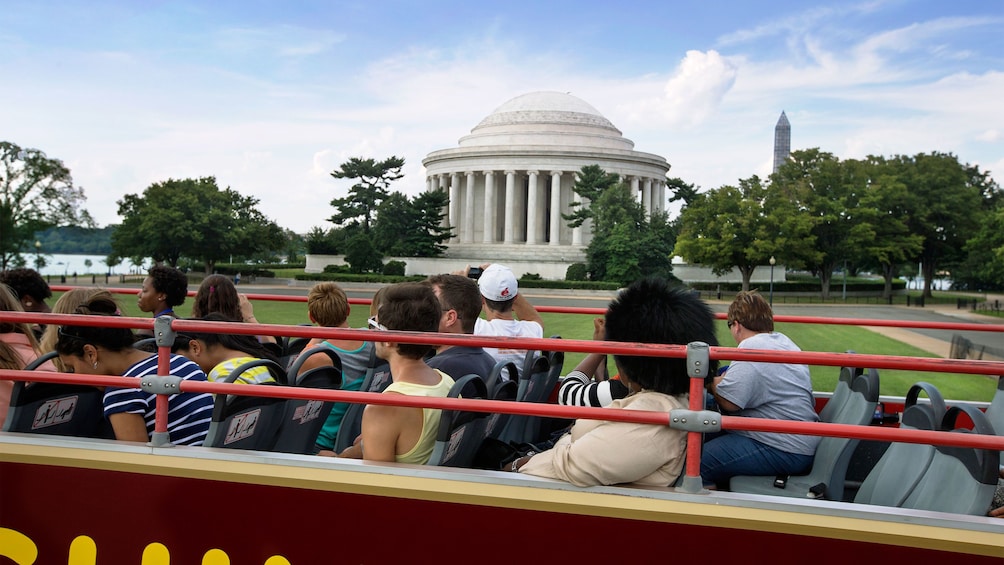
495 355 551 445
428 374 488 467
483 362 519 441
202 359 288 451
272 349 342 454
333 347 391 453
854 382 946 507
818 361 863 424
900 405 1000 515
982 375 1004 461
3 351 112 439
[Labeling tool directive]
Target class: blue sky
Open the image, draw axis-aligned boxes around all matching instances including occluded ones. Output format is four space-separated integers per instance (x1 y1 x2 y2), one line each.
2 1 1001 231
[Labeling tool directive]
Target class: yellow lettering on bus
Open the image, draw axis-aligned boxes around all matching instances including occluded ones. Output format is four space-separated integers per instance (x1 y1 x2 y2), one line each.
0 528 37 565
141 543 170 565
67 536 96 564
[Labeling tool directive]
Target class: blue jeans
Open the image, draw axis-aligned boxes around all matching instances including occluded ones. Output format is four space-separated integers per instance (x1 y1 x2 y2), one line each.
701 432 814 489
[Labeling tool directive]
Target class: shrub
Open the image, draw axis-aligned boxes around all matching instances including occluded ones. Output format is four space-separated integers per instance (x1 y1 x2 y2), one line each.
565 263 588 281
383 260 407 276
522 272 542 281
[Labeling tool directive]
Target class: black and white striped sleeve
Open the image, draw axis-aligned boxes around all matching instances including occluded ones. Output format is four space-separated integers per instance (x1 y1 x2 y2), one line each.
558 370 630 407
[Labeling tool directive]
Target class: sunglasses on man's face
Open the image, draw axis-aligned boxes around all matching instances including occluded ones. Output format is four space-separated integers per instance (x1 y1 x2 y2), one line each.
367 316 388 331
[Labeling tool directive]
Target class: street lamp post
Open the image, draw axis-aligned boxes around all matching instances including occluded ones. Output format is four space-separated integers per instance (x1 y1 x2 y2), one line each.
33 240 41 271
769 256 776 307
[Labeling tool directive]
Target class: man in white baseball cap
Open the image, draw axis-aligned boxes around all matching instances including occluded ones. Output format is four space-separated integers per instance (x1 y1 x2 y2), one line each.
469 263 544 379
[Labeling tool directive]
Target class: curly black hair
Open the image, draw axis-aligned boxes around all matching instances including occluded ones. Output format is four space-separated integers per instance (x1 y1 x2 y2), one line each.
147 265 189 307
0 267 52 303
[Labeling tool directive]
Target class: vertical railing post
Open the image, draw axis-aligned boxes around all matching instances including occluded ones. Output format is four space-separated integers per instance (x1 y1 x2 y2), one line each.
150 316 177 448
679 341 711 494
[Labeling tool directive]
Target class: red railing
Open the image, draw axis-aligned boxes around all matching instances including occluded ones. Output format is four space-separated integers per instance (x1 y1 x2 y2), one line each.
3 295 1003 488
54 285 1004 333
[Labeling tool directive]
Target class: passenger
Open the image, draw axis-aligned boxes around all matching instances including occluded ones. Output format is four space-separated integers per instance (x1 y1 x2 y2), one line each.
701 290 820 490
557 317 629 407
39 288 117 372
54 296 214 445
0 284 57 423
173 313 279 385
290 282 373 454
0 267 52 338
510 277 718 487
337 283 454 464
137 265 188 319
191 274 277 348
470 264 543 378
424 274 498 385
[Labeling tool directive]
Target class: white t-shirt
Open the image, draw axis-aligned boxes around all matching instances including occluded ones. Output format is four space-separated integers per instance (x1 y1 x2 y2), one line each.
474 317 543 379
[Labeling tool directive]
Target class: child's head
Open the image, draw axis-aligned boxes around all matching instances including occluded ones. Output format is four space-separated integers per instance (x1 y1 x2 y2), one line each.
605 277 718 396
307 282 350 327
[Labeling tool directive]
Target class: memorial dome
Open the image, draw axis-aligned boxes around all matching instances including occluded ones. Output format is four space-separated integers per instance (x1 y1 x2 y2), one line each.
458 91 634 151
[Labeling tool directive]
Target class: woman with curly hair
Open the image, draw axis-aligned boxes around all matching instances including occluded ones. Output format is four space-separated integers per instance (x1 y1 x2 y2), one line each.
138 265 189 319
191 274 276 347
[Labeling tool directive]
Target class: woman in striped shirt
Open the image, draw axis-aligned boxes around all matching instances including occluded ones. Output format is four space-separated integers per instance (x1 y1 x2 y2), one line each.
54 296 214 446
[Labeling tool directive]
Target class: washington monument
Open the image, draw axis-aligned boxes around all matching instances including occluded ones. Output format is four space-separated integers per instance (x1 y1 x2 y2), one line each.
773 111 791 173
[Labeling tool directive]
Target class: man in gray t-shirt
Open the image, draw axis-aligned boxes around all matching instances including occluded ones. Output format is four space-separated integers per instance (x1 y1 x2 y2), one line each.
702 291 820 489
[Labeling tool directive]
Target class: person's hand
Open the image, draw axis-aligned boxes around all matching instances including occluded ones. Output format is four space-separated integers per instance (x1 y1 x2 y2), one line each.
591 317 605 341
238 294 256 322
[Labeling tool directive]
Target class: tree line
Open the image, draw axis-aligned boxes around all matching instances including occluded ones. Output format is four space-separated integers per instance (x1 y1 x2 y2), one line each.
3 138 1001 295
674 149 1002 297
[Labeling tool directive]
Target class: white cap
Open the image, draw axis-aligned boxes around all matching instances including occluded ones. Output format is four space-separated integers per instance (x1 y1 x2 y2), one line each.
478 264 518 301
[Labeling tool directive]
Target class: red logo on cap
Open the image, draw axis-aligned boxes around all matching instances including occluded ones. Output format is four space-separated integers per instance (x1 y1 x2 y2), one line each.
499 287 511 298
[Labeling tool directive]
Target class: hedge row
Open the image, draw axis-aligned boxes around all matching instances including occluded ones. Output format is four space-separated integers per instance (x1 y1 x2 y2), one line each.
688 280 906 293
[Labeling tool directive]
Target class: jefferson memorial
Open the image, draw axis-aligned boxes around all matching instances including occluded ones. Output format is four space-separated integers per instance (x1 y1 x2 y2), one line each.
417 91 671 278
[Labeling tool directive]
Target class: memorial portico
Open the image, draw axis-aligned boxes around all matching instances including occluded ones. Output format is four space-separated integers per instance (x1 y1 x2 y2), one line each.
423 91 670 265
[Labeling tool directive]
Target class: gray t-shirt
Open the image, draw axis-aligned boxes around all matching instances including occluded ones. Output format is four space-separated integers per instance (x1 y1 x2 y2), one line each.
716 332 820 456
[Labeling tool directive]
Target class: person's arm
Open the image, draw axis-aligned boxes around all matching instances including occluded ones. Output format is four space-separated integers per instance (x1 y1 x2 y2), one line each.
511 293 543 328
517 404 683 487
707 374 742 413
558 371 629 407
239 294 277 344
354 403 401 462
108 412 148 442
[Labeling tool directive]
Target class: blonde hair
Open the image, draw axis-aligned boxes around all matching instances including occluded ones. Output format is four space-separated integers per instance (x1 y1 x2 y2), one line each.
39 288 117 371
307 282 350 327
0 284 41 370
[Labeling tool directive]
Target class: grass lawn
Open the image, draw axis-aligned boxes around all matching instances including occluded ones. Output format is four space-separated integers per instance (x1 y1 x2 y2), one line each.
74 289 998 403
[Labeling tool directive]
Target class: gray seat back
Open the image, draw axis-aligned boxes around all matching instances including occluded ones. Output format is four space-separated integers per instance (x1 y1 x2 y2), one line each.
854 381 945 507
272 348 343 454
982 375 1004 461
3 351 113 439
902 405 1000 515
202 359 288 450
428 374 488 467
333 347 391 453
819 364 862 424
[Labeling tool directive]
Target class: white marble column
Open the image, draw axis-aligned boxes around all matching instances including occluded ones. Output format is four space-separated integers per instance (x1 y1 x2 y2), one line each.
449 173 460 242
426 176 432 193
657 179 666 213
549 171 562 246
571 189 583 245
503 170 516 244
438 174 449 229
463 171 475 244
526 170 540 244
483 170 496 243
630 176 640 204
643 178 653 217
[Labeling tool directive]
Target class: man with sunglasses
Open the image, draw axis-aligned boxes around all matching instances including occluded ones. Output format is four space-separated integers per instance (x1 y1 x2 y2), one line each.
702 290 820 490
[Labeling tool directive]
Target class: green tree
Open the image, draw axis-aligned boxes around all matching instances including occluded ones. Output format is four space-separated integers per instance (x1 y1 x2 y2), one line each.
371 190 452 257
773 149 876 299
344 233 383 273
0 141 94 269
112 177 283 273
565 164 620 229
891 153 998 298
329 156 405 232
583 182 675 285
674 175 819 291
855 157 924 299
955 204 1004 291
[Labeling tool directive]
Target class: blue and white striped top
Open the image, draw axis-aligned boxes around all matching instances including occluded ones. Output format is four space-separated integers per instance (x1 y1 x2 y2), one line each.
103 353 214 446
